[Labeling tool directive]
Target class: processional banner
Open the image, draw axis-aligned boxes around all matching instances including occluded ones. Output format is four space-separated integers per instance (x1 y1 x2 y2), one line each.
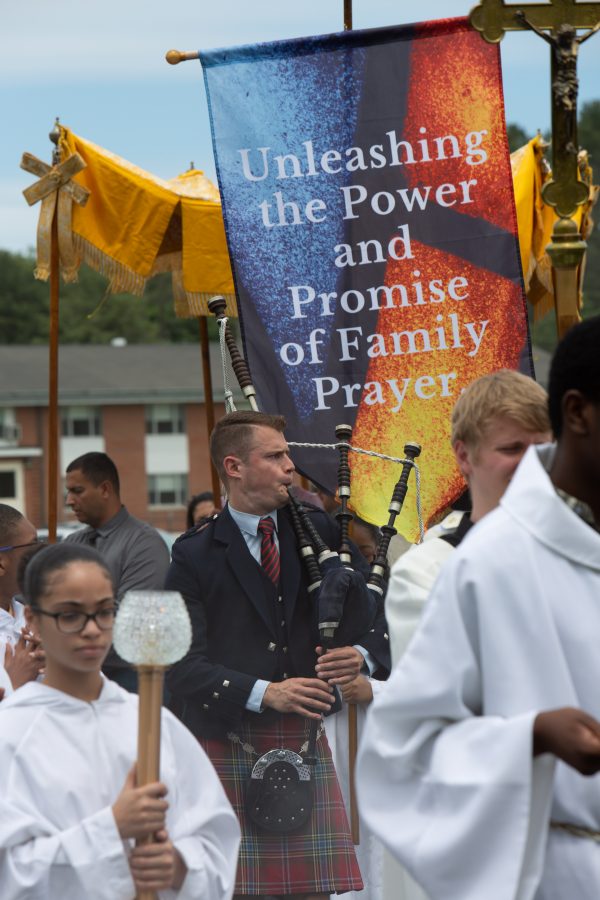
200 17 533 539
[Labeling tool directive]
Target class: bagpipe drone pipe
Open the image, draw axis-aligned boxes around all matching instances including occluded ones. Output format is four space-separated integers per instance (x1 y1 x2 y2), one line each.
207 295 422 652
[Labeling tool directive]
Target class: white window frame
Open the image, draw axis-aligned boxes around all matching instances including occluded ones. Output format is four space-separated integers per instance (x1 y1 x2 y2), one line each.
148 473 188 507
145 404 185 435
61 406 102 437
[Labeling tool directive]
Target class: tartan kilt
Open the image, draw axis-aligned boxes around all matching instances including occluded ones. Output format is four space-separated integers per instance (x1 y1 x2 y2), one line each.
200 713 363 896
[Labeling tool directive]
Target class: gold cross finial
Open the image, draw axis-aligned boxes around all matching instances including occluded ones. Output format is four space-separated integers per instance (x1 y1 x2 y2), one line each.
20 152 89 207
20 149 90 284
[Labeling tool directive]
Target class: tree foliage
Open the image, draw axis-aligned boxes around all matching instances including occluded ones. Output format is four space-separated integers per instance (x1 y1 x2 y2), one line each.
0 252 219 344
506 123 532 153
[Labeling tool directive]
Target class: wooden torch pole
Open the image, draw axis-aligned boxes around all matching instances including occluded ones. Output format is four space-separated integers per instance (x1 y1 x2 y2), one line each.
135 666 165 900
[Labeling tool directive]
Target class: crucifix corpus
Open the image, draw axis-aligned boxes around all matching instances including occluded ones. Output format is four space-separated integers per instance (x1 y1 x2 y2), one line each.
470 0 600 338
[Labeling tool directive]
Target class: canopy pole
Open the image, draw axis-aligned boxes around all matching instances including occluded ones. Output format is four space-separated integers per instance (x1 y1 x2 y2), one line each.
198 317 221 508
47 120 61 544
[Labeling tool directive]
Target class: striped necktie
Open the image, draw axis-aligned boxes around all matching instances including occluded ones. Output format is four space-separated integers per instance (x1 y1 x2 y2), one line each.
258 516 280 585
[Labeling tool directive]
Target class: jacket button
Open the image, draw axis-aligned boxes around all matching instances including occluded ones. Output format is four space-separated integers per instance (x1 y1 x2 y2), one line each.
268 642 276 651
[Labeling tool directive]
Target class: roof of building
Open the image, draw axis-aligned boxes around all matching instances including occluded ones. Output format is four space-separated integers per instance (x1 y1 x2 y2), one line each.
0 343 245 406
0 341 551 408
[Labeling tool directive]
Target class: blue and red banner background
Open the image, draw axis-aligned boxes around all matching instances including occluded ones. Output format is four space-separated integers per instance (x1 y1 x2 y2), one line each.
201 18 532 538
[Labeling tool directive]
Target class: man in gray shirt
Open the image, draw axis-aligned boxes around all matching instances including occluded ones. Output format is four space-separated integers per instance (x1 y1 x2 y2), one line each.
64 452 170 691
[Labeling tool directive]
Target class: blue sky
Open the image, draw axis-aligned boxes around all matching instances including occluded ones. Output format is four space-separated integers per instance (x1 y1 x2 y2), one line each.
3 0 600 254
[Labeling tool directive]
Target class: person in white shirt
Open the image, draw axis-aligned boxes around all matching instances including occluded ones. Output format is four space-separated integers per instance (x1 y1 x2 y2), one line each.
0 504 44 694
385 369 551 665
358 317 600 900
0 542 240 899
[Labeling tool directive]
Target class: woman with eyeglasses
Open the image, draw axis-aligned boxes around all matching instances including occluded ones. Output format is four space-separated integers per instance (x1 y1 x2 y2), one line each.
0 543 240 899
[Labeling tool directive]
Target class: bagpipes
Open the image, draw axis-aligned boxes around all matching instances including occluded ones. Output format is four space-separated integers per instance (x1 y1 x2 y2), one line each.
208 293 422 630
208 295 421 839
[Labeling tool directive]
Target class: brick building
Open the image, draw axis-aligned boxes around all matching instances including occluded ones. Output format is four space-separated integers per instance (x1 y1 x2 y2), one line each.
0 343 242 532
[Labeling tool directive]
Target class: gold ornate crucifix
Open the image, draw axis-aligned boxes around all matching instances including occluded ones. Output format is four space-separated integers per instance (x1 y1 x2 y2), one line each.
470 0 600 337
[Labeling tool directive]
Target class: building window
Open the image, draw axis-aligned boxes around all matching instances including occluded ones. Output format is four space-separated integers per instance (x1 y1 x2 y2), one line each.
148 474 188 506
61 406 102 437
0 409 20 443
0 471 16 499
145 404 185 435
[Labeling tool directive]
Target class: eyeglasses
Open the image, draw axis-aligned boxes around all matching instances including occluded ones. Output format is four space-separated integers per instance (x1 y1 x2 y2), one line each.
0 539 45 553
30 605 117 634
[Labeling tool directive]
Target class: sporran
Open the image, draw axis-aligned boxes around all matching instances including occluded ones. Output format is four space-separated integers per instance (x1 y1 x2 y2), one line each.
246 747 314 833
229 720 321 834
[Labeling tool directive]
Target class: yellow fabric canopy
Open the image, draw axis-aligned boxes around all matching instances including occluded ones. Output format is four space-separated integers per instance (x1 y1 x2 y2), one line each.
58 126 237 317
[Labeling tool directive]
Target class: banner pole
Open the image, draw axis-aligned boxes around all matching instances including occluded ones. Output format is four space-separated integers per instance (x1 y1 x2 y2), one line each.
47 121 61 544
344 0 353 30
341 0 360 845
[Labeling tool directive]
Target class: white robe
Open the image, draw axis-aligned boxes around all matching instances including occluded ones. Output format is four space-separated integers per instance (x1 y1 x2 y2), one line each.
385 513 463 666
0 677 240 900
325 680 385 900
325 682 428 900
0 599 26 690
0 662 12 696
357 444 600 900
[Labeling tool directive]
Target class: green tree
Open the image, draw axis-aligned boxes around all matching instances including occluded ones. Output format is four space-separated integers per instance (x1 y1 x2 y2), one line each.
0 251 50 343
506 123 532 153
0 251 219 344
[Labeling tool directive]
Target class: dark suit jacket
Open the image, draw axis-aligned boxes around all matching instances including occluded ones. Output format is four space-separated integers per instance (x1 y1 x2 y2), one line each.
165 504 390 738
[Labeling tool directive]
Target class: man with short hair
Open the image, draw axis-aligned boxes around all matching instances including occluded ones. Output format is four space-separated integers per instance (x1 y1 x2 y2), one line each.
167 411 390 900
0 504 43 694
358 319 600 900
64 451 170 690
385 368 551 664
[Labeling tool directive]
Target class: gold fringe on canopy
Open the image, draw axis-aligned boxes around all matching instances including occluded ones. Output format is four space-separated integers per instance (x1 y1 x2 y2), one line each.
51 126 237 317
